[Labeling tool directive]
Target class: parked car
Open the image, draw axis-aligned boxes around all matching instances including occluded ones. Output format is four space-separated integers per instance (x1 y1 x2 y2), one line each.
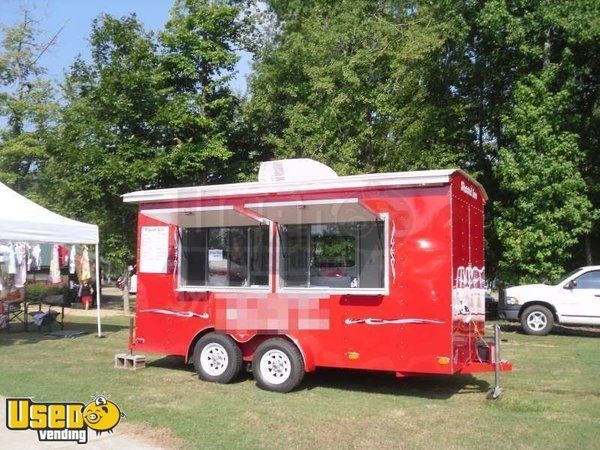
498 266 600 335
485 292 498 319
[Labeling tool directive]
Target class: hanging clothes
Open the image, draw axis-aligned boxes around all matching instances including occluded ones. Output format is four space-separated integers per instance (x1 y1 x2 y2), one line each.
31 244 42 271
8 244 16 275
0 244 9 263
0 244 10 293
69 245 77 275
49 244 62 284
80 245 91 281
58 245 69 267
14 242 23 265
13 242 28 288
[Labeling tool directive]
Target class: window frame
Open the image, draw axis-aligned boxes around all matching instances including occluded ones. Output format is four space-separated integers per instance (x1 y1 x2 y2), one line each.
573 270 600 290
275 213 390 296
176 221 274 293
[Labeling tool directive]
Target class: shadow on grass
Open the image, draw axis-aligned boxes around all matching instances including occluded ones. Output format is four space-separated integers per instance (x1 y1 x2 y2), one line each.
148 356 490 398
147 355 252 384
147 355 191 371
0 321 128 346
96 291 137 311
500 322 600 338
302 368 489 399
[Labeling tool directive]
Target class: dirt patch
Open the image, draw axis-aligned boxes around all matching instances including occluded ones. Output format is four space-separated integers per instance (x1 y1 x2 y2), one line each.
118 421 186 450
391 409 406 417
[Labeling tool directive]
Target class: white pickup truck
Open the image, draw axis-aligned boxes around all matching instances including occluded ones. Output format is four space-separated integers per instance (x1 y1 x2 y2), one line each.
498 266 600 335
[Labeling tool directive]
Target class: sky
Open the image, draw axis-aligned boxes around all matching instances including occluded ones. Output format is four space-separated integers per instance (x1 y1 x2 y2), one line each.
0 0 252 94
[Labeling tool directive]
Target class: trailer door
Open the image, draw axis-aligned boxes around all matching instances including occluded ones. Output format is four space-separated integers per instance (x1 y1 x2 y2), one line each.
452 177 486 368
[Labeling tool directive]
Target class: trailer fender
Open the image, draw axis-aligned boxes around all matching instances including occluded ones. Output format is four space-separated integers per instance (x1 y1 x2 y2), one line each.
185 326 215 364
286 334 316 373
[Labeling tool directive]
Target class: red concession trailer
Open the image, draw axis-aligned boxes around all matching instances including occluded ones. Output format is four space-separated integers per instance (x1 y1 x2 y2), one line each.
123 159 511 394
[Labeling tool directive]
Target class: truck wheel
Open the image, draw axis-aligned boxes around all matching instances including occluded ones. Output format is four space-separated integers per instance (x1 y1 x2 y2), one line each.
193 333 243 383
252 338 304 393
521 305 554 335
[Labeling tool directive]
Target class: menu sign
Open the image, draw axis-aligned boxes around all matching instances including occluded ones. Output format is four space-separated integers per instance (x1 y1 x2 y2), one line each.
139 226 169 273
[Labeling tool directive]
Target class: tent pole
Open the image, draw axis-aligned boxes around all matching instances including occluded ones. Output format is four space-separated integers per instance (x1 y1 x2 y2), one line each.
95 244 102 337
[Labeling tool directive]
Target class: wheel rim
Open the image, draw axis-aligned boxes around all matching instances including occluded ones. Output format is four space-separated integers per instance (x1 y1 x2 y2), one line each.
259 349 291 385
200 343 229 376
526 311 547 331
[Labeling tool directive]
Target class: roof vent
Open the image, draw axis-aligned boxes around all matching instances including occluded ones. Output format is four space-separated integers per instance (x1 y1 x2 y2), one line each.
258 159 338 183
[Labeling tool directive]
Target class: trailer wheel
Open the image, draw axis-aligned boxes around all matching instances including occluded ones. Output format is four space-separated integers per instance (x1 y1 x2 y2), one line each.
192 333 243 383
521 305 554 336
252 338 304 393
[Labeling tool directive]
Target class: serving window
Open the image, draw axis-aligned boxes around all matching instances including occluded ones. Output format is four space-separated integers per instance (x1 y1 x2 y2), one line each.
279 221 386 290
180 226 269 288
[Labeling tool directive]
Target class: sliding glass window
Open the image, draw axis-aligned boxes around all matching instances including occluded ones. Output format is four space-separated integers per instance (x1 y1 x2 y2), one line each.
180 226 269 288
279 221 385 289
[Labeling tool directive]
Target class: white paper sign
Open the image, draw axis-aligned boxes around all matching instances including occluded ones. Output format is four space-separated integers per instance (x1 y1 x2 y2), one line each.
139 226 169 273
208 249 224 261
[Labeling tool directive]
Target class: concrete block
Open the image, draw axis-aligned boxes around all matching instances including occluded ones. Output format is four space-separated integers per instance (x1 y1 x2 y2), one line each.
115 353 146 370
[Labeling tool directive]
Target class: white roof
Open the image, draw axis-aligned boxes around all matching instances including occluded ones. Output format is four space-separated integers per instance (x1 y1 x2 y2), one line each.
0 181 99 244
123 167 487 204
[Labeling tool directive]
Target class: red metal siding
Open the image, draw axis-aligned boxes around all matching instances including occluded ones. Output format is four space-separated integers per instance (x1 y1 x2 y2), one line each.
450 173 486 371
132 180 486 375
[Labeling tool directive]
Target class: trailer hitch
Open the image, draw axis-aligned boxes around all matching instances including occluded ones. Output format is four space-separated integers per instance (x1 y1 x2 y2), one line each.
486 323 503 400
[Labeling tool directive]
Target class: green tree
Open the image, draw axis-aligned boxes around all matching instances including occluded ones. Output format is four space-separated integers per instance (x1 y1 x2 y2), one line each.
248 0 600 280
156 0 244 185
42 2 247 266
0 9 59 194
42 14 163 265
548 0 600 265
245 1 463 175
465 0 600 274
495 71 592 283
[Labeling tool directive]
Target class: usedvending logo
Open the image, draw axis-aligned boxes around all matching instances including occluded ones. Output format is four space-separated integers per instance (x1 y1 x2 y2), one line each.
6 395 124 444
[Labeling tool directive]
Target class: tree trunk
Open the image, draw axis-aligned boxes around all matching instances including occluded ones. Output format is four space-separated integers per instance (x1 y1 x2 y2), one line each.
543 27 554 69
123 289 130 314
584 236 593 265
123 271 130 313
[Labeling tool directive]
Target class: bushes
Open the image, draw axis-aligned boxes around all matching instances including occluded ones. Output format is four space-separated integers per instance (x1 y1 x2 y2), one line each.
25 284 69 303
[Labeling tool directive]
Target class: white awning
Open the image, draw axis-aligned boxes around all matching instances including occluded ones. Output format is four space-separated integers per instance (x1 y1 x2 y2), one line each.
141 205 265 228
0 181 98 244
244 198 380 224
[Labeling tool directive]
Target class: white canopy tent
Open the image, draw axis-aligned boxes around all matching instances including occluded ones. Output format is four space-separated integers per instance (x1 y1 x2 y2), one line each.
0 181 103 336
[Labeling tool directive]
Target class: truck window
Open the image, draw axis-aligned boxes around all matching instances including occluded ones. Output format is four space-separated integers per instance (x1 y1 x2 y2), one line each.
279 221 384 289
574 270 600 289
180 226 269 288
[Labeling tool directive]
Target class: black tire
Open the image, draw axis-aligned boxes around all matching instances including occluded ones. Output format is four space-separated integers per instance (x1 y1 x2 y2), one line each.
252 338 305 393
192 333 243 383
520 305 554 335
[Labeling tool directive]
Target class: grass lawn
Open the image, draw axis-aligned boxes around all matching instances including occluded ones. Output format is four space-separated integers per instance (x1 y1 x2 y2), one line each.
1 315 599 449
